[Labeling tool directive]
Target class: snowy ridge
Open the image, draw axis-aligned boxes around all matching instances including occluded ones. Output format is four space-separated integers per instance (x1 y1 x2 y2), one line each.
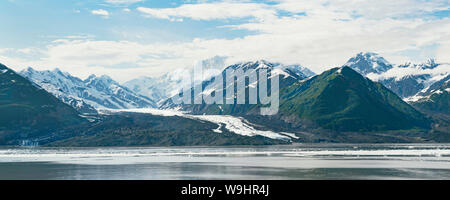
405 74 450 102
372 63 449 101
125 58 315 106
159 59 315 110
19 67 156 113
228 60 314 79
344 52 450 100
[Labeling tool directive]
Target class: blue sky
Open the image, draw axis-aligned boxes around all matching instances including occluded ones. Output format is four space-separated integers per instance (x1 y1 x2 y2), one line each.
0 0 449 82
0 0 256 47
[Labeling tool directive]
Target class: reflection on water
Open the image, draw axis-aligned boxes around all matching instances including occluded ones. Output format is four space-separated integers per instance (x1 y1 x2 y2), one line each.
1 143 450 180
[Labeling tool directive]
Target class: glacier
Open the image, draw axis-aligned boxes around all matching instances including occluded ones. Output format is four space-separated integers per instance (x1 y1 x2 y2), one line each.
102 108 294 140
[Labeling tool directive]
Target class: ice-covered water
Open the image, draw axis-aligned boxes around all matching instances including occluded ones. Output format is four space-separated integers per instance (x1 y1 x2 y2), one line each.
1 144 450 180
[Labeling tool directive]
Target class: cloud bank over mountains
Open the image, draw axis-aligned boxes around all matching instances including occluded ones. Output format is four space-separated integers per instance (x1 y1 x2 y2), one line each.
0 0 449 82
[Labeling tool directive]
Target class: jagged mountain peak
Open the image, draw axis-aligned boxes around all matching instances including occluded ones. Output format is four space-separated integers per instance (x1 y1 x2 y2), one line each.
344 52 393 75
224 60 314 79
281 64 316 77
398 59 440 70
85 74 96 80
24 66 36 72
424 58 438 69
52 68 62 73
226 60 275 71
85 74 117 85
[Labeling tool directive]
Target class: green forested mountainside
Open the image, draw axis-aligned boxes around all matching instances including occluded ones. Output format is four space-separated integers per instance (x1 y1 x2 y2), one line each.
279 67 430 131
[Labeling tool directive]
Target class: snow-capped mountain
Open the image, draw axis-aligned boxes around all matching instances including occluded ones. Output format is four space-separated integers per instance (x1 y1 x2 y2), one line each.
411 75 449 118
280 64 316 78
160 59 314 111
124 56 316 106
0 63 85 144
221 60 314 80
124 56 229 105
123 71 191 106
20 68 156 113
344 52 450 101
415 74 450 98
369 61 449 101
20 68 97 113
343 52 393 75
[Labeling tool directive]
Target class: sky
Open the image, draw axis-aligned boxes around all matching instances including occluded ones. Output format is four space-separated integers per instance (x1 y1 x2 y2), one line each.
0 0 449 83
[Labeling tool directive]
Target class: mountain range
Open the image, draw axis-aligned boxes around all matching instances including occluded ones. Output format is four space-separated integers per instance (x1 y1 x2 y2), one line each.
160 60 315 112
344 53 449 102
163 62 430 132
343 52 449 126
278 66 429 131
2 63 282 146
1 52 449 146
20 67 156 113
161 52 447 134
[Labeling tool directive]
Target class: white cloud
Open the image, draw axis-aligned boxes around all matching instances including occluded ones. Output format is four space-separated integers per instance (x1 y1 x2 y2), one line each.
105 0 143 5
91 9 110 17
436 36 450 63
0 48 9 54
17 48 35 54
132 0 450 72
1 0 449 82
137 0 448 21
275 0 449 19
137 2 277 21
63 34 95 39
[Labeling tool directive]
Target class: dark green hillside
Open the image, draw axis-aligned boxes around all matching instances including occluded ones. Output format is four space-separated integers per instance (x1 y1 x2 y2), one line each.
0 63 84 144
279 67 430 131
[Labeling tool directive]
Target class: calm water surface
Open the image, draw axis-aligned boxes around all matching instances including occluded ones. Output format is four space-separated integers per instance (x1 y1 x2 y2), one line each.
1 143 450 180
